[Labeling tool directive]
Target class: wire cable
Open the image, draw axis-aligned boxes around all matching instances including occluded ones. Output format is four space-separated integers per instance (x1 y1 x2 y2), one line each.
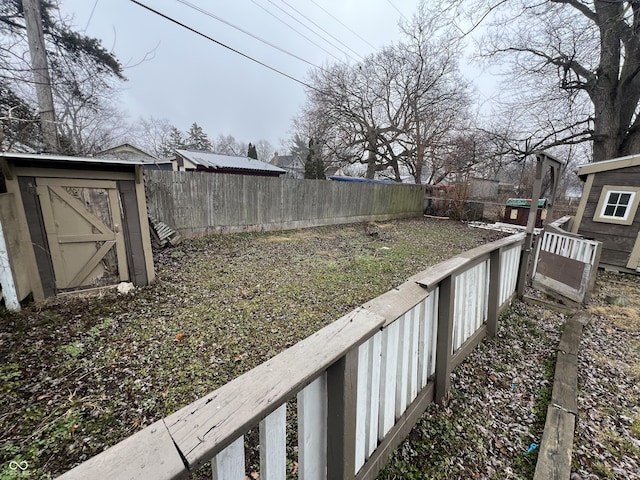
385 0 409 22
84 0 100 31
307 0 377 51
249 0 344 63
263 0 359 62
277 0 364 60
128 0 319 92
172 0 323 70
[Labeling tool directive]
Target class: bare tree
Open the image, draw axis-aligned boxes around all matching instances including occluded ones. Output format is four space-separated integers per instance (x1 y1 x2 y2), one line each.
296 0 470 183
254 139 274 162
130 116 175 157
215 134 247 157
471 0 640 162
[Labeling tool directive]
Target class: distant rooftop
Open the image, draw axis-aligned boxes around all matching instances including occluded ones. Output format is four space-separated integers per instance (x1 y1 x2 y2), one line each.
176 149 286 174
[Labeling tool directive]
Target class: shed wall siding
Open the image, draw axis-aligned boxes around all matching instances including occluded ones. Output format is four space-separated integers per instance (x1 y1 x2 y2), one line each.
577 165 640 268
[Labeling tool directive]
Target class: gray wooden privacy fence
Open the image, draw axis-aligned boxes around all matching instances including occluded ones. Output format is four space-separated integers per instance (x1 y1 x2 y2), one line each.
144 171 424 237
58 232 525 480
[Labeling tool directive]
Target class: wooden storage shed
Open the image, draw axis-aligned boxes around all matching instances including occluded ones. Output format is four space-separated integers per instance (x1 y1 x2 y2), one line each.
503 198 547 228
571 154 640 273
0 152 154 303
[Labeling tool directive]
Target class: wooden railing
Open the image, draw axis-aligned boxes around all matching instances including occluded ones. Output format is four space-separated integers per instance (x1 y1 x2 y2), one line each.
58 232 526 480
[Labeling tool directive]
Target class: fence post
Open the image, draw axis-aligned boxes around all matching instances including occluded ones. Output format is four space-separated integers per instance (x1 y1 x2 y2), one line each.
0 217 20 311
435 275 455 403
327 348 358 479
487 249 501 337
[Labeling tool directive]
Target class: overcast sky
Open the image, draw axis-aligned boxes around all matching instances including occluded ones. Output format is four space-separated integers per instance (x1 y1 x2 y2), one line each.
57 0 487 152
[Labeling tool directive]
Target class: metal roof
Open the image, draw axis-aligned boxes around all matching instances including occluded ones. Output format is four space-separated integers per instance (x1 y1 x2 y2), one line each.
176 150 286 173
0 151 144 166
506 198 547 208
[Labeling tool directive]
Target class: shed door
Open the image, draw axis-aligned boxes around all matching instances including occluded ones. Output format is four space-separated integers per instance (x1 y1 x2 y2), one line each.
36 178 129 290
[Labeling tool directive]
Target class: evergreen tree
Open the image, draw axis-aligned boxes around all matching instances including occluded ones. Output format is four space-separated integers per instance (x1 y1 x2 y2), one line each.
304 139 325 179
185 122 212 151
247 142 258 159
1 0 125 152
160 127 185 157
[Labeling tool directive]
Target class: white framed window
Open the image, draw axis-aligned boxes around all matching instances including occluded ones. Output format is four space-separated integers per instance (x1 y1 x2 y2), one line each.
593 185 640 225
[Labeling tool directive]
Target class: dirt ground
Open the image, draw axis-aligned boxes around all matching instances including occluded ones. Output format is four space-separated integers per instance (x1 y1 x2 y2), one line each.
0 218 505 479
378 270 640 480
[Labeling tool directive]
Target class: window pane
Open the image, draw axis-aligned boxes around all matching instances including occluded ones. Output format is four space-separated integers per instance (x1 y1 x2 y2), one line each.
604 205 616 216
620 193 632 205
614 205 627 218
609 192 621 204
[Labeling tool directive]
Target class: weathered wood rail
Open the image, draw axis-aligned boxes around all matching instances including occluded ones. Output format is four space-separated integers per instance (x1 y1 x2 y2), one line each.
58 232 526 480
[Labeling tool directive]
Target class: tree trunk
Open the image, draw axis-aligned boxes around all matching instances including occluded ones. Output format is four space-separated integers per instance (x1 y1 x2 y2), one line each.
365 132 377 179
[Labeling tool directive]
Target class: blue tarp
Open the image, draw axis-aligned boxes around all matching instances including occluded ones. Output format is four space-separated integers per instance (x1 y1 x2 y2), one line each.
329 176 398 185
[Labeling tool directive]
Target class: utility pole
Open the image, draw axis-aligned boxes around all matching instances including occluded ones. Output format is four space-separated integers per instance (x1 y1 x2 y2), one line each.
22 0 59 152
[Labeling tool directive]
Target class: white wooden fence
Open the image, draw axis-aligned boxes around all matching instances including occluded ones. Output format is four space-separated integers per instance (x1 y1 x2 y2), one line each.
531 230 602 303
58 232 526 480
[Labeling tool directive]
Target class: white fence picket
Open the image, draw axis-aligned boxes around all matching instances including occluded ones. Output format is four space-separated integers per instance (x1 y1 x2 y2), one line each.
366 332 382 458
499 245 521 306
297 375 327 480
408 305 420 403
452 260 490 353
379 320 399 439
211 436 245 480
259 404 286 480
395 313 411 418
355 339 369 471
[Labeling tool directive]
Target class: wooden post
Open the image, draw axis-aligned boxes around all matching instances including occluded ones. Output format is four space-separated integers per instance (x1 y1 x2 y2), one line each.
0 216 20 311
22 0 59 152
327 348 358 479
435 275 455 403
517 152 564 298
487 249 501 337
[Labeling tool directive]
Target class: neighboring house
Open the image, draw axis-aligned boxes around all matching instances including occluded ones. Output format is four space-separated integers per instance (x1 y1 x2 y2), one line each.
468 177 499 200
175 150 285 177
270 153 305 179
571 154 640 273
96 143 173 171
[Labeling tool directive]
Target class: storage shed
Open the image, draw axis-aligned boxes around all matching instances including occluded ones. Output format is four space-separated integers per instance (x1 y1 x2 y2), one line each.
503 198 548 228
0 152 154 304
571 154 640 273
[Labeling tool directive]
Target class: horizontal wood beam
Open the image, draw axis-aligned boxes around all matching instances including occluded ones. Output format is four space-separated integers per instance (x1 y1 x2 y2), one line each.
164 307 385 472
414 233 525 290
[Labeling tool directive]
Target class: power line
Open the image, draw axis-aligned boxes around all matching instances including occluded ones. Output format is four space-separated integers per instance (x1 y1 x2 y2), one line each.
128 0 319 92
385 0 409 22
84 0 100 31
307 0 377 51
250 0 344 64
173 0 322 70
277 0 365 61
263 0 359 63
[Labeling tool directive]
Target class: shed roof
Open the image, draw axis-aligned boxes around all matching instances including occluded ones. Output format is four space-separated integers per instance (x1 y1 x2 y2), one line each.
577 153 640 179
0 151 144 167
176 150 286 174
506 198 547 208
97 143 157 159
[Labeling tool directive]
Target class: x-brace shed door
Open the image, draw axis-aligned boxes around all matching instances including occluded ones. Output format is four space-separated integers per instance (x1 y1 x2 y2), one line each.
36 178 129 290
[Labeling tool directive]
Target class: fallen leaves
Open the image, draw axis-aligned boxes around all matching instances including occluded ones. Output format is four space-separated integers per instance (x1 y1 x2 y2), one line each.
0 218 506 479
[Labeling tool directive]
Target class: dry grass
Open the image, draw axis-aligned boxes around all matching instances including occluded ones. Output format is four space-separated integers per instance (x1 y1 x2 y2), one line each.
0 218 504 479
